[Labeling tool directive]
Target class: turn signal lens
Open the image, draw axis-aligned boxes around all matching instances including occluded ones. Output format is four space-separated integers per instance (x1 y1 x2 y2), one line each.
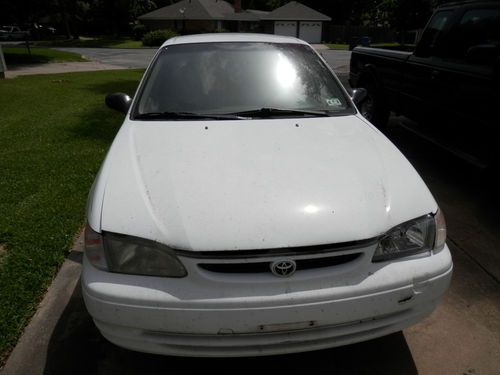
84 224 108 271
434 208 447 252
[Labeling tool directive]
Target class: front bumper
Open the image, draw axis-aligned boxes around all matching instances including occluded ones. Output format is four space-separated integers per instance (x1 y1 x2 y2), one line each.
82 244 452 357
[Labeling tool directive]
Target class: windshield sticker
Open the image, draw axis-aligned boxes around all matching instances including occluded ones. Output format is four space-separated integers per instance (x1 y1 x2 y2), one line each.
326 98 342 107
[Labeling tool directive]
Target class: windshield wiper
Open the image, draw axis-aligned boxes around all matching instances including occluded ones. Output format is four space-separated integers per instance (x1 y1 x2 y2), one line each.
230 107 332 118
134 111 247 120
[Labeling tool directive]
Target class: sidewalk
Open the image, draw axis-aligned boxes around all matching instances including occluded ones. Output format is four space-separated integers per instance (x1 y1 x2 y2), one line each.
4 61 127 78
310 43 329 50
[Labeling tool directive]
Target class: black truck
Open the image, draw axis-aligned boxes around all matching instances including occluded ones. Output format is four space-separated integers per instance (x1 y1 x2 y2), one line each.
349 1 499 167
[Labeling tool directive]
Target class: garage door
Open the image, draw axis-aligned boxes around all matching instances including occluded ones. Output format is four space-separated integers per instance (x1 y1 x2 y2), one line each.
274 21 297 38
299 22 322 43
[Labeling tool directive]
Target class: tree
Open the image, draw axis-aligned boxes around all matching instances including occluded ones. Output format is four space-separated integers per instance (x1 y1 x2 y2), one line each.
266 0 286 9
379 0 433 34
0 0 49 25
50 0 91 38
130 0 157 19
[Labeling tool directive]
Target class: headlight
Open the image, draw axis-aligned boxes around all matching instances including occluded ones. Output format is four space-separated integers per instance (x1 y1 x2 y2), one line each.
372 209 446 262
84 225 187 277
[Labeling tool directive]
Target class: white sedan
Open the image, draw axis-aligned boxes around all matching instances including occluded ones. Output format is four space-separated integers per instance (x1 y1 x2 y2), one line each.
82 33 452 357
0 26 28 40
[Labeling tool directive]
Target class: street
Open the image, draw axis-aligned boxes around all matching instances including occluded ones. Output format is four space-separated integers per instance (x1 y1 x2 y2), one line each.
54 47 352 73
1 47 499 375
55 47 157 69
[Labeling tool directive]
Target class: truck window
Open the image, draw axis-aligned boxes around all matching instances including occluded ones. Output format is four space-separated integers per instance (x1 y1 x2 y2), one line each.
448 8 500 64
416 11 453 57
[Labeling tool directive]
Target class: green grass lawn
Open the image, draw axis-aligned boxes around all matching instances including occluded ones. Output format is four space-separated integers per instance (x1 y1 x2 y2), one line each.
324 43 349 50
34 37 146 49
2 47 87 65
0 69 143 365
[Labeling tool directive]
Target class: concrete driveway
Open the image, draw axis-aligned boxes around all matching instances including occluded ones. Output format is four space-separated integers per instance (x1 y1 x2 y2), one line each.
1 48 499 375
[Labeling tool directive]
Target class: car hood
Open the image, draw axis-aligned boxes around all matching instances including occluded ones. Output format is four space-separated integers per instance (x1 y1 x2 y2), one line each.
90 115 437 251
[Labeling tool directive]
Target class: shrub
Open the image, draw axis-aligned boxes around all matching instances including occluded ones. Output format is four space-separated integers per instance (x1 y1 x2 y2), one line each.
132 24 148 41
142 29 178 46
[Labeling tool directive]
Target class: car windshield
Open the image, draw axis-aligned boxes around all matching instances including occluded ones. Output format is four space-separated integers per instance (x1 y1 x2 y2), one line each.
134 42 353 119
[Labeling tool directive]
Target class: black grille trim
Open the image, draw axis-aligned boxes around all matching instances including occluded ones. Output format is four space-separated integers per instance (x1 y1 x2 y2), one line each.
177 238 377 260
198 253 362 274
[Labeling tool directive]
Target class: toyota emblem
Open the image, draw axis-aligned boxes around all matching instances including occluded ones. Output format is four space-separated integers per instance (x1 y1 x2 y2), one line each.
271 260 297 277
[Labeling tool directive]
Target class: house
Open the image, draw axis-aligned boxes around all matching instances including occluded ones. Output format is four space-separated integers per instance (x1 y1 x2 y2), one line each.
263 1 331 43
138 0 331 43
137 0 263 34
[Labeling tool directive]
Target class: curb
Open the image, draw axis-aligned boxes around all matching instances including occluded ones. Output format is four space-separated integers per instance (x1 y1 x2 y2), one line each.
0 233 84 375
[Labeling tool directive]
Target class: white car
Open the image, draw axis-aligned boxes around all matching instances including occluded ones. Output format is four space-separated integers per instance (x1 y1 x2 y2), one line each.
0 26 28 40
82 33 452 357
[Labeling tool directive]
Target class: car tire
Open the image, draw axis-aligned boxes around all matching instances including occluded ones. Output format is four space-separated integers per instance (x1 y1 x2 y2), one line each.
358 81 390 129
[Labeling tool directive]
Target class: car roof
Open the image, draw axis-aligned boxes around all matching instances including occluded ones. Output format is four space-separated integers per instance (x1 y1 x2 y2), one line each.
162 33 309 48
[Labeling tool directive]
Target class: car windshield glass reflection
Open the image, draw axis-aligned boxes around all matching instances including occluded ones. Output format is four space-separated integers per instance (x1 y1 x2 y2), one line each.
135 42 353 119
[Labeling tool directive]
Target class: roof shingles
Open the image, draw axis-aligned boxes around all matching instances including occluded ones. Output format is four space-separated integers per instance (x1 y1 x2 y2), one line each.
139 0 232 20
138 0 330 22
263 1 331 21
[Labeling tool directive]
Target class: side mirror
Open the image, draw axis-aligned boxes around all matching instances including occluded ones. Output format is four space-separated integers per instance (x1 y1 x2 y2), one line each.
351 88 367 106
105 92 132 114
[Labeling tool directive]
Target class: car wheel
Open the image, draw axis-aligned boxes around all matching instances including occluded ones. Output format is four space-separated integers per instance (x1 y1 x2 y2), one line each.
360 82 390 128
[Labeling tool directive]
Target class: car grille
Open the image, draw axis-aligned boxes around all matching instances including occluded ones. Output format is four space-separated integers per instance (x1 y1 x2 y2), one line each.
174 239 377 276
198 253 362 274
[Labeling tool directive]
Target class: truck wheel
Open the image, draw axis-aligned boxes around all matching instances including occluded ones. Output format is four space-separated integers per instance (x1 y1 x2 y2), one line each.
359 83 390 128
